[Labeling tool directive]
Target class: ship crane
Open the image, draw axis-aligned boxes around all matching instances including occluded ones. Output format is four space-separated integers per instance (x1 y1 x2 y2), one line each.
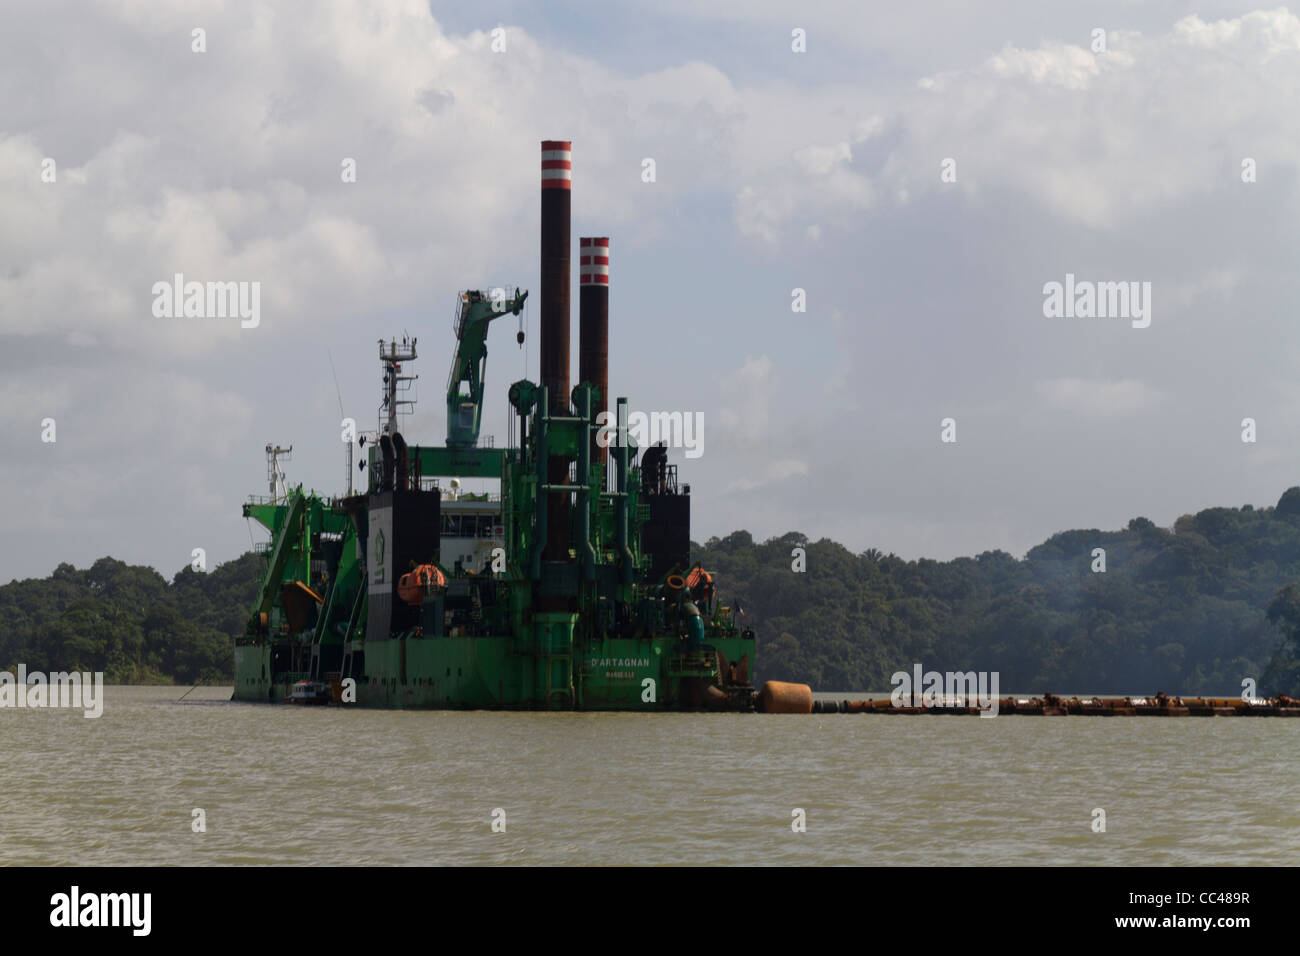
445 289 528 449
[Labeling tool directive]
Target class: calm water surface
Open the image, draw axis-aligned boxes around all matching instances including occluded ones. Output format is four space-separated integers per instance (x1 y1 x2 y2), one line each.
3 686 1296 865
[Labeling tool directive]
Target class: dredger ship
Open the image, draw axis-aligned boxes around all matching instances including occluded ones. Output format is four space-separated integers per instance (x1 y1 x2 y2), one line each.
233 140 782 711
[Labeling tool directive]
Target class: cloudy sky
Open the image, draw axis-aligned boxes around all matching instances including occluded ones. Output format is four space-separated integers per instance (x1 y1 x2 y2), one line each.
3 0 1300 582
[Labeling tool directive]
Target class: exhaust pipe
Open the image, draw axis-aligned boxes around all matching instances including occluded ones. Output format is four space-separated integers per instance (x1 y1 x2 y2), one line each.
579 237 609 478
540 139 571 563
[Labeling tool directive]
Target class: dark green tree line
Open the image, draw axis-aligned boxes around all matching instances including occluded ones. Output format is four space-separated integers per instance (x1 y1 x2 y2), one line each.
696 491 1300 696
1 553 261 684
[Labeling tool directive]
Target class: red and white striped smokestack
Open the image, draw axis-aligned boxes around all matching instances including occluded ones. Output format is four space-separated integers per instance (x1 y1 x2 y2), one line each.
579 237 609 285
579 238 610 473
539 140 571 414
540 140 572 190
540 140 572 564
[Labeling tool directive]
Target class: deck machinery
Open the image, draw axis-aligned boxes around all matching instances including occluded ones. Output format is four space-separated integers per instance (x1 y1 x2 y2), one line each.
233 141 757 710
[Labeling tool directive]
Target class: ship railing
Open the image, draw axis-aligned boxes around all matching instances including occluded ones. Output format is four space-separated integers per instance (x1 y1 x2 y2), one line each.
667 650 717 674
245 494 286 506
433 489 503 504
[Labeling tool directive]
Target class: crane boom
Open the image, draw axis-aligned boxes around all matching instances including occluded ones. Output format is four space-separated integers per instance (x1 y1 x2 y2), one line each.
446 288 528 448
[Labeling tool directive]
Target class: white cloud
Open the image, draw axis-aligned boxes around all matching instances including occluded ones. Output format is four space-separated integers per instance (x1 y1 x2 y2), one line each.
1159 267 1245 315
984 42 1104 90
1035 378 1165 418
0 364 253 548
717 355 774 447
726 458 809 493
0 3 762 356
793 142 852 176
1174 9 1300 58
732 10 1300 238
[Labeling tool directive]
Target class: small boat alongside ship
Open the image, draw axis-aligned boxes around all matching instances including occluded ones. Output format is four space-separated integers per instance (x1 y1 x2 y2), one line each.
287 680 333 706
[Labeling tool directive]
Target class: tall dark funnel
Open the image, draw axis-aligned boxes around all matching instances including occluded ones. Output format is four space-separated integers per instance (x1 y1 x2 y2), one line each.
540 140 572 562
579 237 609 476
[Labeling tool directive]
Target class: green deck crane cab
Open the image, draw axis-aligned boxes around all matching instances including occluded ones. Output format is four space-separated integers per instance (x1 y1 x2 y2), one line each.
446 288 528 449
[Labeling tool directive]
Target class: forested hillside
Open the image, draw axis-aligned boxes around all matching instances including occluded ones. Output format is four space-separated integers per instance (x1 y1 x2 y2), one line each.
5 491 1300 694
0 554 261 684
696 490 1300 696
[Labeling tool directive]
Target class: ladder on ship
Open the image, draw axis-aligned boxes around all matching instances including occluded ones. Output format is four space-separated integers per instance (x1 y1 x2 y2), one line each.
339 586 367 683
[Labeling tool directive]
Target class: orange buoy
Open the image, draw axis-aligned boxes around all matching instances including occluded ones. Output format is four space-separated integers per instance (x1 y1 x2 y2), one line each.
758 680 813 714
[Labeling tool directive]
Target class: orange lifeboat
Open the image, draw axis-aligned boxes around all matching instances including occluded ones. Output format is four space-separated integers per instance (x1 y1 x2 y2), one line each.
397 564 445 606
685 566 713 598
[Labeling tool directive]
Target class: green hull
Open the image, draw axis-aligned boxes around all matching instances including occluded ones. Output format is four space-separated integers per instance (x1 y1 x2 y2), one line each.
233 633 755 711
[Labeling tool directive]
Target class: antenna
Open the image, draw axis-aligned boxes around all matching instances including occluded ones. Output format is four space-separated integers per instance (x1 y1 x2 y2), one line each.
378 338 419 436
328 348 353 495
266 444 293 501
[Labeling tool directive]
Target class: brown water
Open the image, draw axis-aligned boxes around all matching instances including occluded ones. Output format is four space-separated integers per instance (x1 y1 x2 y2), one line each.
2 686 1296 865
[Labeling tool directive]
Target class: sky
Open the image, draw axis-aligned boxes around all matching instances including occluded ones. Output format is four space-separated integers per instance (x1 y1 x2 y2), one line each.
3 0 1300 582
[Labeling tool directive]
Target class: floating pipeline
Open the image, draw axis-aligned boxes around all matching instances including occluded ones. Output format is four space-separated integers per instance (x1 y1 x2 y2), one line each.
757 681 814 714
774 689 1300 716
